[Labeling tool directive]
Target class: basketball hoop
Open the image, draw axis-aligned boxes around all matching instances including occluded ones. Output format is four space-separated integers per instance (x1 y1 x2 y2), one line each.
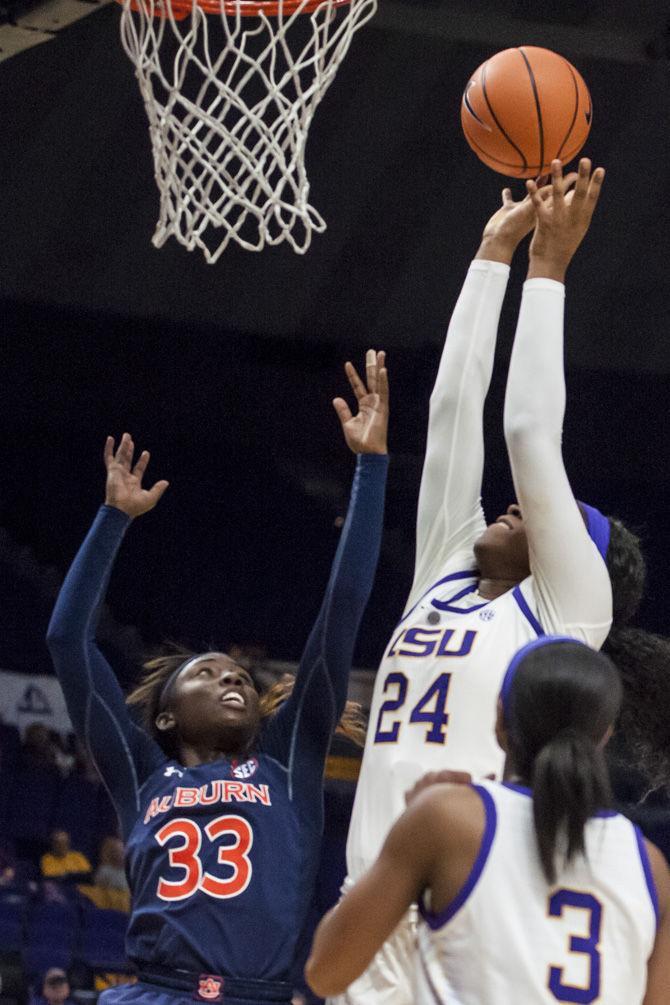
118 0 377 261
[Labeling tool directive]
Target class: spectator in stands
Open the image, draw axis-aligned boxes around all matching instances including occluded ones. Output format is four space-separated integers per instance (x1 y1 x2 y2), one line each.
0 714 21 772
95 836 127 892
79 835 131 912
228 641 274 691
40 829 91 883
74 739 101 784
31 968 76 1005
49 730 76 778
21 722 58 771
80 835 130 912
0 841 16 887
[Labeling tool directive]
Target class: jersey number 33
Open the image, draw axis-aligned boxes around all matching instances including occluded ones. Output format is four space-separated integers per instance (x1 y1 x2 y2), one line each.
155 814 253 901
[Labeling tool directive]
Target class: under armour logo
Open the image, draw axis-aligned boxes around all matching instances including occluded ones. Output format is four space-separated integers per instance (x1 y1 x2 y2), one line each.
164 766 184 778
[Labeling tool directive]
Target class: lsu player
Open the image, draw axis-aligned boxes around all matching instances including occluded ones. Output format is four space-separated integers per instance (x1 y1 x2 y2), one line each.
307 636 670 1004
46 352 388 1005
336 160 645 1004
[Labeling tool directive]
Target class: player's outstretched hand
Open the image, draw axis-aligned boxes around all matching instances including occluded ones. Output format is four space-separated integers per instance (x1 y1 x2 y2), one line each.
404 769 474 806
333 350 388 455
527 157 605 281
477 171 578 265
104 433 169 518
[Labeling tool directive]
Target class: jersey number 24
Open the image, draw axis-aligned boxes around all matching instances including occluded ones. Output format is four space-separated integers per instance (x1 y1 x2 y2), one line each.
373 672 451 745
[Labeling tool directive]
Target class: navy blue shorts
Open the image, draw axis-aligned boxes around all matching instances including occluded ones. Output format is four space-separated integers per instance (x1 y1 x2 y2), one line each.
100 977 293 1005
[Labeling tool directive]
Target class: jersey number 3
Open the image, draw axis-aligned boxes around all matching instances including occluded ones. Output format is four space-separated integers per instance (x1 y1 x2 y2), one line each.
548 889 602 1004
373 672 451 744
155 814 253 901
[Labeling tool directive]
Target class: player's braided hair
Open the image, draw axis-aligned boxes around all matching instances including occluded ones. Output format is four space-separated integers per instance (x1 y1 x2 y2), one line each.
257 672 367 746
600 517 670 790
603 626 670 792
127 645 192 758
127 645 366 756
605 517 645 626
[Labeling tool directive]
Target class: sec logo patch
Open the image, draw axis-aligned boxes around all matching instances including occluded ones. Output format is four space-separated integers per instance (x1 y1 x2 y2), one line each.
231 757 258 779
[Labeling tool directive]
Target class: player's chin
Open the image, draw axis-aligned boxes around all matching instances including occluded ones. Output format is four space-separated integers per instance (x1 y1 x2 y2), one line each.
216 703 250 723
216 704 259 732
474 523 507 552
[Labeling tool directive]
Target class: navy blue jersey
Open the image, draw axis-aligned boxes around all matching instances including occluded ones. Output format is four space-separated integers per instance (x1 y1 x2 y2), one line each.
47 454 387 997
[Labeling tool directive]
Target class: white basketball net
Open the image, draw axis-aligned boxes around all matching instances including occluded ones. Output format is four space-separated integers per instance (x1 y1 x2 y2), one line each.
119 0 376 261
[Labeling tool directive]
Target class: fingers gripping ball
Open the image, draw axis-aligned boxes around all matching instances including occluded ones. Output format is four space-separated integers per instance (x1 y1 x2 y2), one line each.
461 46 592 178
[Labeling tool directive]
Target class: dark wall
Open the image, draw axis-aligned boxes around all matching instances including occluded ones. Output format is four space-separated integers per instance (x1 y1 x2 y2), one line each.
1 303 670 676
1 6 670 369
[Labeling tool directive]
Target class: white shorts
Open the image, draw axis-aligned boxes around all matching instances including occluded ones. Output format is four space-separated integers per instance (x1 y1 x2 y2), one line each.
326 882 417 1005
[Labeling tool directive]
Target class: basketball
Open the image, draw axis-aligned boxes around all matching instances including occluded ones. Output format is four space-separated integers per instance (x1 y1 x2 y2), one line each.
461 46 592 178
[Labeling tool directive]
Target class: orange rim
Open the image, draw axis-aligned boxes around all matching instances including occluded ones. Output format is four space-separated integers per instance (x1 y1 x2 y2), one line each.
122 0 352 17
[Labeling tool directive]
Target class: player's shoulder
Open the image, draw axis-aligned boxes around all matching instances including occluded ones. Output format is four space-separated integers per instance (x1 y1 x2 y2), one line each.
408 783 488 852
383 783 485 873
496 575 548 632
404 552 478 612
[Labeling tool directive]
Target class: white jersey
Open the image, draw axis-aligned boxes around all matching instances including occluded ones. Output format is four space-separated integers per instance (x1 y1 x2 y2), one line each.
346 262 612 880
415 781 658 1005
348 565 547 879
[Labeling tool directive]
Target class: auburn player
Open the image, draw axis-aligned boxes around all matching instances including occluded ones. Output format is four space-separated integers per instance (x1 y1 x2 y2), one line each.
307 636 670 1005
46 352 388 1005
335 160 649 1005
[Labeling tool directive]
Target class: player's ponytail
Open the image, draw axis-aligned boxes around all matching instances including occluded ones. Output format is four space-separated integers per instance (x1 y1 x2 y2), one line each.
531 728 612 884
503 638 622 884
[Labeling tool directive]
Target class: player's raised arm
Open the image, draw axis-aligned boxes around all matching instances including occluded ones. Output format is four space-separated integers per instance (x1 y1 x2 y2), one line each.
503 159 612 645
408 191 545 607
261 351 388 803
46 434 168 833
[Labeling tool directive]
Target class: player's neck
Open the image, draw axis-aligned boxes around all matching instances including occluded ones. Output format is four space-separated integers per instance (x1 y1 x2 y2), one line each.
477 576 518 600
178 738 254 767
501 754 529 787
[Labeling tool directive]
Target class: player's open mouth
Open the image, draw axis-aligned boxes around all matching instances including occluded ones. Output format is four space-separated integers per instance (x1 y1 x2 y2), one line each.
220 692 246 708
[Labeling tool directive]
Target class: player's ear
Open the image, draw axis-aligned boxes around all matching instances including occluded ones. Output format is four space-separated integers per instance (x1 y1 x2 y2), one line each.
494 698 508 753
155 711 177 733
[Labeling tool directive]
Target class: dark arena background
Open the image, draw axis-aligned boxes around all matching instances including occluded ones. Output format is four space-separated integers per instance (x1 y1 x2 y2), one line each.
1 1 670 1003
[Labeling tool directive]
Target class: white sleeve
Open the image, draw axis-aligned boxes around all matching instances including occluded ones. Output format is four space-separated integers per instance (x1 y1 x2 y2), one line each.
407 259 510 610
503 278 612 647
